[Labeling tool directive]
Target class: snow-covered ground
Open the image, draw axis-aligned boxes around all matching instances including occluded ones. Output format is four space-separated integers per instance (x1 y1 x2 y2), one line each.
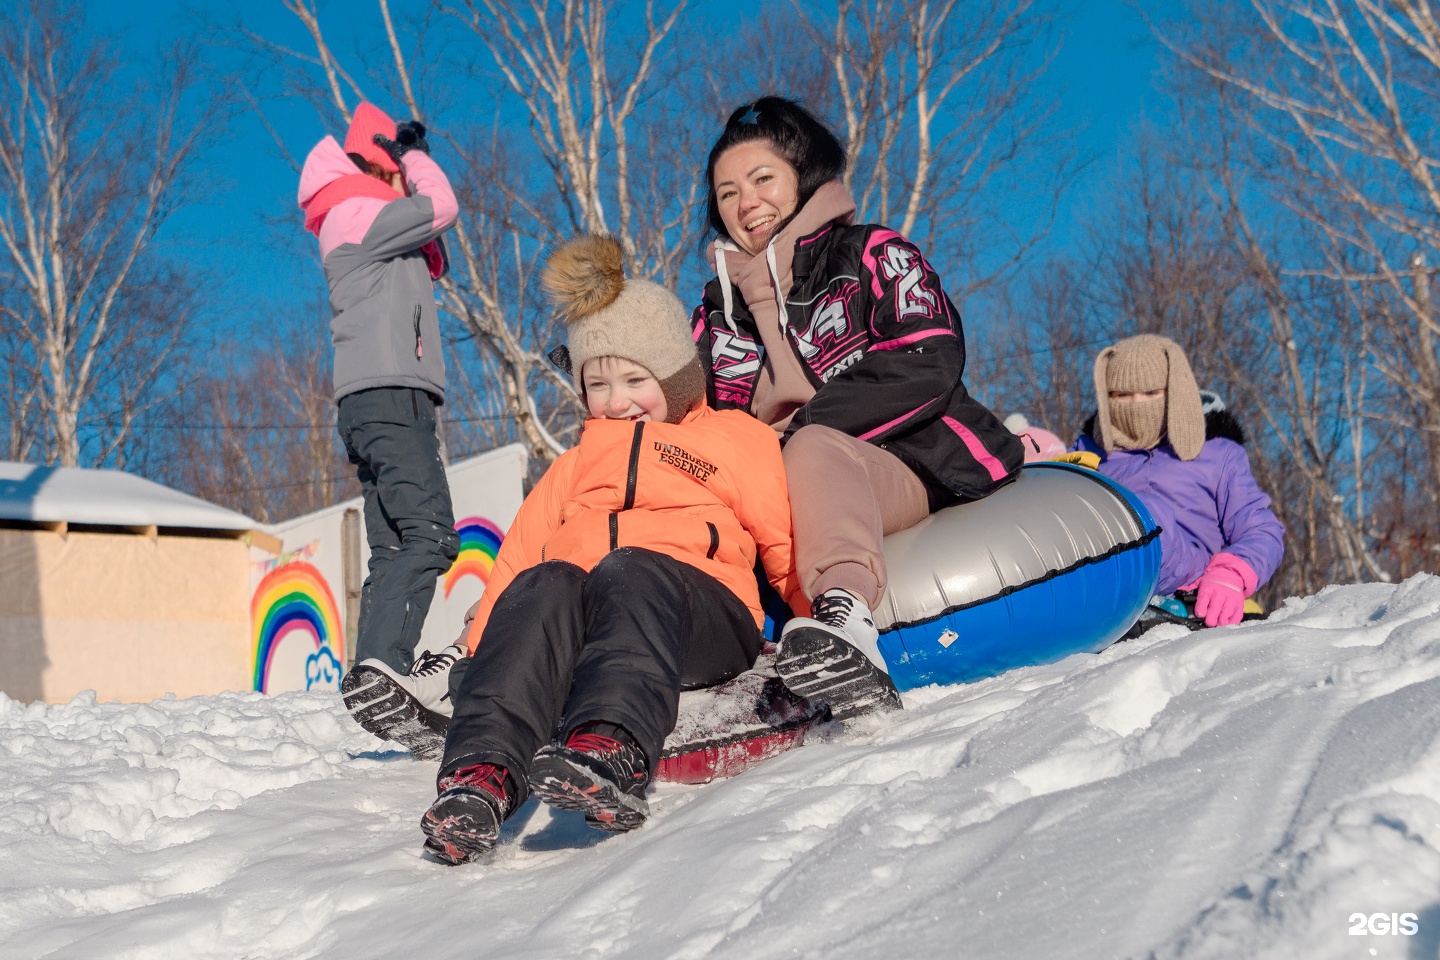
4 578 1440 960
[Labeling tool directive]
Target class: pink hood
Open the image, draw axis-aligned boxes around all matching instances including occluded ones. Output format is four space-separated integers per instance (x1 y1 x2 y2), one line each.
297 137 358 210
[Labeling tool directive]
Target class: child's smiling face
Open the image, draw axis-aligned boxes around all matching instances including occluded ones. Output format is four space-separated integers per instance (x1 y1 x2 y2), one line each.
582 356 668 423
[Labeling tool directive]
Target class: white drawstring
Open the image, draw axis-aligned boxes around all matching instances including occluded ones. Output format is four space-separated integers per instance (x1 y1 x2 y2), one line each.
764 241 787 332
713 245 737 334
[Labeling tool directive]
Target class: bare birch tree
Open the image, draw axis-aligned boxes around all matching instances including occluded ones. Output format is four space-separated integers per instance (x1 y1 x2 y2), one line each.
0 3 208 468
970 260 1106 443
1152 0 1440 573
164 317 360 523
233 0 707 468
792 0 1072 292
976 123 1406 596
228 0 1072 476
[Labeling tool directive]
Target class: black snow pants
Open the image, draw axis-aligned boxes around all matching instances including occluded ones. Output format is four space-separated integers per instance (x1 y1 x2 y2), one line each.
441 548 762 804
337 387 461 673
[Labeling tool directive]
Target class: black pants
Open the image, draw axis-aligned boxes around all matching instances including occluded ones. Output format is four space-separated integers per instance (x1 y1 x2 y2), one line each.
337 387 460 673
442 548 762 803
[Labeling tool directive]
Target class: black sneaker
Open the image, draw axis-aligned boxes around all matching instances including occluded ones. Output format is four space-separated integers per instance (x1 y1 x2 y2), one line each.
341 644 466 760
528 725 650 833
776 591 902 721
421 763 512 864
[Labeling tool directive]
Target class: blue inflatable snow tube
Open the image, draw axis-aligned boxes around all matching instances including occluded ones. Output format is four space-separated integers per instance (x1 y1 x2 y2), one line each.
874 462 1160 691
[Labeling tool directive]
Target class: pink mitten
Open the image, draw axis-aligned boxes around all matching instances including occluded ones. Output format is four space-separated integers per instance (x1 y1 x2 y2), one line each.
1180 553 1258 627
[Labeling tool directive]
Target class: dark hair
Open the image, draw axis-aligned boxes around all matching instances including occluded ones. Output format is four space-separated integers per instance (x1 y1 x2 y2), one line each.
347 151 391 182
703 96 847 244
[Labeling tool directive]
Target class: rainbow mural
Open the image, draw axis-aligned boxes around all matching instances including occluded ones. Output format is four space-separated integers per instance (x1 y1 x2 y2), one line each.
250 561 344 693
443 516 504 598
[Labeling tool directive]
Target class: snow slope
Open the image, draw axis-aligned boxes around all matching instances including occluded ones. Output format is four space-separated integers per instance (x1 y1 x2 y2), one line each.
3 578 1439 960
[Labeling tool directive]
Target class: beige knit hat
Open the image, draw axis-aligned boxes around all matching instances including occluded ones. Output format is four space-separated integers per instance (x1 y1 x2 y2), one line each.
1093 334 1205 460
542 235 705 424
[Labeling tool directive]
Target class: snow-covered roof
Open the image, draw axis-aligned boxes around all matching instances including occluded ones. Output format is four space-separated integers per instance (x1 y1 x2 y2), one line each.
0 461 258 530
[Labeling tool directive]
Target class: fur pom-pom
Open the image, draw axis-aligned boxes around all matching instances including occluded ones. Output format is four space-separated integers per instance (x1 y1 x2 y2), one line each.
542 235 625 322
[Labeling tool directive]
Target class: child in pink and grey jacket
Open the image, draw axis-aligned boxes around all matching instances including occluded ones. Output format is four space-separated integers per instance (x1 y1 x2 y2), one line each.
298 103 464 718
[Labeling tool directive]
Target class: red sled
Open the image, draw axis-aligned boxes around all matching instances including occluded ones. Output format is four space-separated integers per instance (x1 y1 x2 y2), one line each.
655 654 829 785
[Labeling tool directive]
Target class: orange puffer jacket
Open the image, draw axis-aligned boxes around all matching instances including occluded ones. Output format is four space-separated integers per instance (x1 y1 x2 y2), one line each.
465 403 799 652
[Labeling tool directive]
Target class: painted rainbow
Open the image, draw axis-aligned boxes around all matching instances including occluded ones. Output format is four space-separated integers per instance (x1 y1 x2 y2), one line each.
250 561 344 692
443 516 504 598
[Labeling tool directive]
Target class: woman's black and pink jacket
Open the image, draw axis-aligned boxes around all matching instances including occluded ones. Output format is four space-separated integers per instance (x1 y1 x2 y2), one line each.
691 222 1023 501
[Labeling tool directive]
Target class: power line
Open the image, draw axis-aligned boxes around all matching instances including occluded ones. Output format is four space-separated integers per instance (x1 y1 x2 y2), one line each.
198 446 533 497
117 411 524 431
205 475 361 496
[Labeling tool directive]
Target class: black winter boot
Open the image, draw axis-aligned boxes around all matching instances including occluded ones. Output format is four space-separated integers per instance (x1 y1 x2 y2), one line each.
528 723 650 832
421 763 512 864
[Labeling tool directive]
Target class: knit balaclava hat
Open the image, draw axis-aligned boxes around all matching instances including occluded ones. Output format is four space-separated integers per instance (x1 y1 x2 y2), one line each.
542 235 705 425
344 103 400 174
1093 333 1205 461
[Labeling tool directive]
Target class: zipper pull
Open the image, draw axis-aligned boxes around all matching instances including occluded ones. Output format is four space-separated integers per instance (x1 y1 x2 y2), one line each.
413 305 423 360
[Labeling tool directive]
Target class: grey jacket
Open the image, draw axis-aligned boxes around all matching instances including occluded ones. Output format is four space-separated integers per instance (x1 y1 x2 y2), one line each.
299 138 459 402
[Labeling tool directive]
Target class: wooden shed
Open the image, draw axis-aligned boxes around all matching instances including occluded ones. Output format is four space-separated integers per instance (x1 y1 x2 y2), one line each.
0 462 277 703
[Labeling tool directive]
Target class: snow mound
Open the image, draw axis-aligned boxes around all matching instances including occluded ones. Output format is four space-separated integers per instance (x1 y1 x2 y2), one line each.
3 578 1439 959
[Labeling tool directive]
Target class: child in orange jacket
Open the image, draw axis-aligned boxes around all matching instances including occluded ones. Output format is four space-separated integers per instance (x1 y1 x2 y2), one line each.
420 237 799 865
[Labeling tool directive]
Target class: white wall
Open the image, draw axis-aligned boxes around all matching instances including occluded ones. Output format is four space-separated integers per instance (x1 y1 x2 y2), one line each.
249 444 527 694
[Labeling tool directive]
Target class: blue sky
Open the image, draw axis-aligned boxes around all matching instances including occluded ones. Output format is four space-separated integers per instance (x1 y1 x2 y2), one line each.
1045 0 1173 249
93 0 1176 345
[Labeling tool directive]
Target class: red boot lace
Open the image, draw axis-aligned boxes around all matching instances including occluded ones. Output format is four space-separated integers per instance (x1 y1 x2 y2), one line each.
565 732 624 758
437 762 509 805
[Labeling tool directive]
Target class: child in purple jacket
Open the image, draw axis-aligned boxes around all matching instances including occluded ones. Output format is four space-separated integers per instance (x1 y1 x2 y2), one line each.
1072 335 1285 626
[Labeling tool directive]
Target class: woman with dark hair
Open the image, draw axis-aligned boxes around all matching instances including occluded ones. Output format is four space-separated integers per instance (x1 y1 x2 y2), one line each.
693 96 1023 720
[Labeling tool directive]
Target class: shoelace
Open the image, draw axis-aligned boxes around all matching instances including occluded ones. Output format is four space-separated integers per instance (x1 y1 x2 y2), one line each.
566 732 624 757
565 732 648 786
409 646 458 678
811 592 856 628
439 763 509 805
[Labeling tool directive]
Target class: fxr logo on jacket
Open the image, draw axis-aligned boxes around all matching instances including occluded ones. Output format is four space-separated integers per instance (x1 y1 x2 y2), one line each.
707 321 763 410
795 281 868 382
875 243 938 320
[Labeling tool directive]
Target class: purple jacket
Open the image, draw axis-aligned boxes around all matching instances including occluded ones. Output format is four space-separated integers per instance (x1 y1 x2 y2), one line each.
1074 433 1285 594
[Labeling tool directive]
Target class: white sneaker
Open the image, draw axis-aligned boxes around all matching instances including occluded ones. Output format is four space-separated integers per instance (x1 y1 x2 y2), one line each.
340 644 467 759
787 589 883 667
775 589 901 721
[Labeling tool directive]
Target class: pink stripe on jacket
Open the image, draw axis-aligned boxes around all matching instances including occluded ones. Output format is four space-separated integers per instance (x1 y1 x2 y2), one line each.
943 416 1009 481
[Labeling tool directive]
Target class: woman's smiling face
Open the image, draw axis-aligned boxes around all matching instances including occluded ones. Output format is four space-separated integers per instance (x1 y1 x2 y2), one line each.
712 141 800 255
